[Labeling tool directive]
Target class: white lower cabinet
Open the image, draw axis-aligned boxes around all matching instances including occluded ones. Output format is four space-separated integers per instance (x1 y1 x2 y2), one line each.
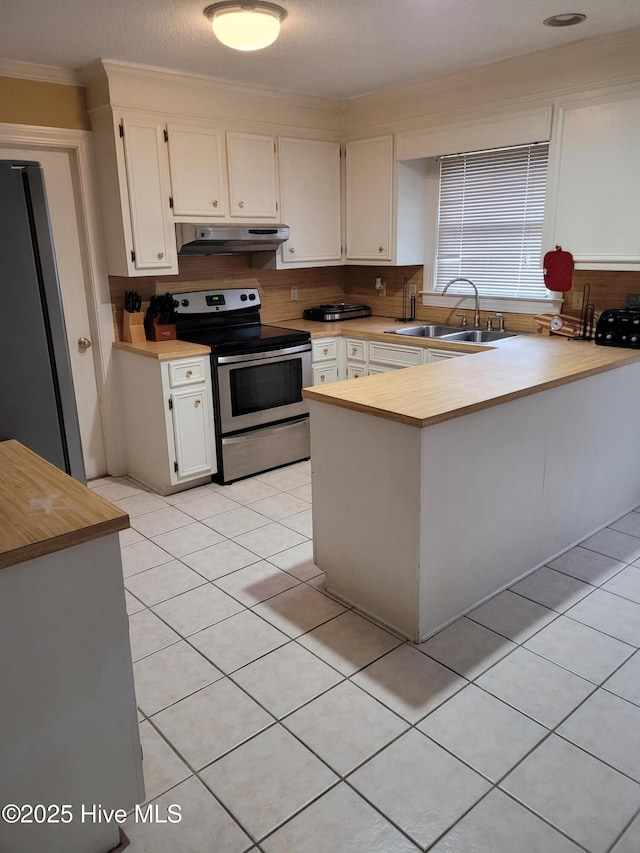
309 334 470 385
311 337 341 385
117 350 216 494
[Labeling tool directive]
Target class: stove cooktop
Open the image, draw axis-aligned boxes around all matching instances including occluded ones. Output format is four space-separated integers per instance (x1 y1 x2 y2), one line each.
177 323 310 355
303 303 372 322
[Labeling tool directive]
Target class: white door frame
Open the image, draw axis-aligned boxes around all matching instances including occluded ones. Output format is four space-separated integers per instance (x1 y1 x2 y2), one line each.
0 122 122 474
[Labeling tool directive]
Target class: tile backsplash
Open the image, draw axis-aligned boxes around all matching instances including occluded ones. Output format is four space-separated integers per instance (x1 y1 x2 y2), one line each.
109 256 639 340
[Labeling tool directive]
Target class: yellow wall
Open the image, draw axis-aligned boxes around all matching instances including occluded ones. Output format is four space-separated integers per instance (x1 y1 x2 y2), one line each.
0 77 90 130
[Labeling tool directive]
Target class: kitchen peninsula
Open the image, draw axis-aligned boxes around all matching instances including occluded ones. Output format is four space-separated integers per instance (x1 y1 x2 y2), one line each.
303 333 640 641
0 441 143 853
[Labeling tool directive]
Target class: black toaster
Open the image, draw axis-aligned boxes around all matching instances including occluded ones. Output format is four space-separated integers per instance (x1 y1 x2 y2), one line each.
595 308 640 348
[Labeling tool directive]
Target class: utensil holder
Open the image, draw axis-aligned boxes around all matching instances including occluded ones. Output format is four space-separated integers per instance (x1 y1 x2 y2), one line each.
148 319 176 342
122 311 146 343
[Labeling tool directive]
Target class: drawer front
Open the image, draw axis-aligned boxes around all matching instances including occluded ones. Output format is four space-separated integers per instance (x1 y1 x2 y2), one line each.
168 358 207 387
313 363 338 385
368 341 422 367
346 364 366 379
345 338 366 361
312 338 338 363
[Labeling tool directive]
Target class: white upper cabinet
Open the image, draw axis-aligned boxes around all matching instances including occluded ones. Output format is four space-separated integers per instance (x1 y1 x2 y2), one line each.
227 132 278 218
166 124 228 218
89 111 178 276
551 94 640 268
345 135 426 265
346 135 394 261
277 137 342 266
120 117 177 273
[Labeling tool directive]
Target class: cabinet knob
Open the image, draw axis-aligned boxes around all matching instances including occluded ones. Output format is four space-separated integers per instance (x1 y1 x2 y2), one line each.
320 374 325 382
157 251 164 260
212 200 218 207
238 200 245 209
352 347 357 355
378 246 384 253
186 370 192 378
323 348 328 355
194 398 201 407
289 247 295 254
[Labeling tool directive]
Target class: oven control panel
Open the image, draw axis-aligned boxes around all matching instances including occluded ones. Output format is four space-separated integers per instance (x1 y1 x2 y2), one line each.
174 289 260 314
595 308 640 348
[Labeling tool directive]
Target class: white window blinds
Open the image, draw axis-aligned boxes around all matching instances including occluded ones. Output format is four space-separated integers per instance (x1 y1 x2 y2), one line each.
434 143 550 299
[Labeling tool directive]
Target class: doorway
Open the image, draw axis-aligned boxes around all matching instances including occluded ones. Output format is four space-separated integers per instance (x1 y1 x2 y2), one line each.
1 143 107 478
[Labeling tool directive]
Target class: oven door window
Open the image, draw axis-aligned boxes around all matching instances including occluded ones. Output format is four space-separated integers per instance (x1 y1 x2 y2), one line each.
229 359 303 417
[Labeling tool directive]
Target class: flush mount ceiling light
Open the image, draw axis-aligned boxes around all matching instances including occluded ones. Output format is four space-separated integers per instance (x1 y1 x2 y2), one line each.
204 1 287 51
543 12 587 27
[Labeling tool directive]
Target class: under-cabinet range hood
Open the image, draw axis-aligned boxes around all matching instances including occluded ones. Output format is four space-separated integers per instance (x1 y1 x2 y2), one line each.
176 223 289 255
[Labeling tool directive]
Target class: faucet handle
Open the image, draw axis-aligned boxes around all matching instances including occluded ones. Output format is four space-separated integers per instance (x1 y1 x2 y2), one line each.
487 312 505 332
455 312 467 327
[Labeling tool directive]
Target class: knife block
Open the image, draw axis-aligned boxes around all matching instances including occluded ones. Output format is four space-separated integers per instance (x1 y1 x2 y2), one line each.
148 319 176 342
122 311 146 343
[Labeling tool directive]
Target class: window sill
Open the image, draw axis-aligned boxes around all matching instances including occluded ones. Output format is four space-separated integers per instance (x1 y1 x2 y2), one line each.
419 292 564 315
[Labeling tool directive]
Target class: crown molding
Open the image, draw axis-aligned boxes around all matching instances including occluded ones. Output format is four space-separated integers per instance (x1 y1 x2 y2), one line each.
89 58 342 114
0 59 83 87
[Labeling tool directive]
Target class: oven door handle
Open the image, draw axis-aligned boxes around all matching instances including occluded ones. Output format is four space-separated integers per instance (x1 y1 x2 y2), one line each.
217 343 311 365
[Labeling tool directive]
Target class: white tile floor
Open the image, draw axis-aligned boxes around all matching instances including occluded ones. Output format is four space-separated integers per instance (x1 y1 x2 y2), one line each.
88 465 640 853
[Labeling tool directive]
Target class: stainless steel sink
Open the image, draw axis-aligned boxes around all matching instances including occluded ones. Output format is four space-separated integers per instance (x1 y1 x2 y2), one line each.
385 325 516 343
439 330 517 343
385 324 462 338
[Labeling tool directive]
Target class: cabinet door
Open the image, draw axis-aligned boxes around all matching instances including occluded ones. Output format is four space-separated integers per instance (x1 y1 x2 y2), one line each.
552 97 640 265
312 364 338 385
120 117 177 272
278 138 341 263
166 124 228 218
227 132 278 218
346 135 393 261
170 387 213 480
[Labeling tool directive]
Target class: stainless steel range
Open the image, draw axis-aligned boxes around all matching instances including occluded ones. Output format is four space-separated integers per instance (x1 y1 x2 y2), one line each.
174 289 311 483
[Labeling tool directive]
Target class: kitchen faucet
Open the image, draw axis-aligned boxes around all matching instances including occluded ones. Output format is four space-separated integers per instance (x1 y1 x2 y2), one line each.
441 278 480 328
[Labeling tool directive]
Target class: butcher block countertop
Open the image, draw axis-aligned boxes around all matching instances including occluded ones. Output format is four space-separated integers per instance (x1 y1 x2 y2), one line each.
301 328 640 428
113 340 210 360
0 441 129 570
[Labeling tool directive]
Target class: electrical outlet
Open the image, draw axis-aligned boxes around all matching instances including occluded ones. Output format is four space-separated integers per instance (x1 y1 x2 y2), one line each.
374 277 386 298
290 287 298 301
572 291 583 310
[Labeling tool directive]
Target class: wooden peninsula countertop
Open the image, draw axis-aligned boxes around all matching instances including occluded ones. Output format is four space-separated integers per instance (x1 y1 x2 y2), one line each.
0 441 129 570
296 321 640 427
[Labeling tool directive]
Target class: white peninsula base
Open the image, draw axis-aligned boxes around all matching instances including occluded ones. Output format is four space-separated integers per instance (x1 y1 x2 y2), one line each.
309 361 640 642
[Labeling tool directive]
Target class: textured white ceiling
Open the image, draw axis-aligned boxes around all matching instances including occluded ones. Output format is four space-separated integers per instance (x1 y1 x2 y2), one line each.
2 0 640 99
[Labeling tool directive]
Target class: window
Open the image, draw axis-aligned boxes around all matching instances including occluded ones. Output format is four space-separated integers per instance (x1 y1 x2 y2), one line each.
434 143 550 300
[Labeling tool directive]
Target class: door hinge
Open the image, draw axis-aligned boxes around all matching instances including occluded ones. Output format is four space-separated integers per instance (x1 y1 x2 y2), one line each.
276 201 278 212
130 249 135 262
119 123 124 138
168 398 173 410
169 196 174 209
174 461 179 473
163 128 168 143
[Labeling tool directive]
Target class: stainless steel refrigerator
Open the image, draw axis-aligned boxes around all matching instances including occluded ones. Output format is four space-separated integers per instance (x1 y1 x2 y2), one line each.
0 160 85 482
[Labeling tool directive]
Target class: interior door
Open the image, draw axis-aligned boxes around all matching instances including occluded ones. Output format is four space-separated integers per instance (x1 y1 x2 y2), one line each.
1 145 106 478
